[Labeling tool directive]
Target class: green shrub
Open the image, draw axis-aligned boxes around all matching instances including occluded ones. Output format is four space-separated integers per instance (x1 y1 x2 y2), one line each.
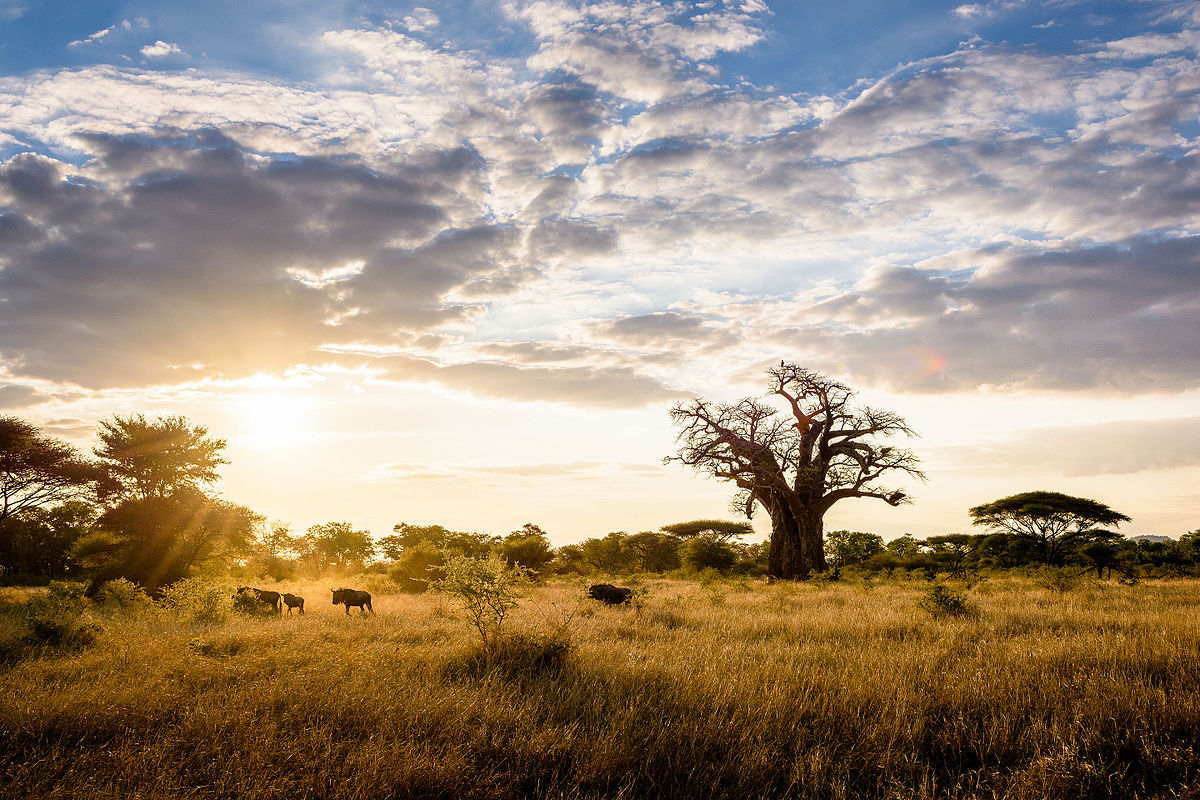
159 578 230 623
918 583 972 619
434 554 530 652
96 578 154 613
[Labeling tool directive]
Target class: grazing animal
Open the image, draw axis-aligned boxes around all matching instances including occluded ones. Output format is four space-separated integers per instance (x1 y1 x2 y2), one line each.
588 583 633 606
237 586 281 614
331 588 373 615
282 592 305 615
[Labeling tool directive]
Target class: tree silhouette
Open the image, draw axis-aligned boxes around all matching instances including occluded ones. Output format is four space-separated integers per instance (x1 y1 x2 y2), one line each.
1 416 101 521
969 490 1130 565
94 414 227 501
668 363 923 579
85 414 254 594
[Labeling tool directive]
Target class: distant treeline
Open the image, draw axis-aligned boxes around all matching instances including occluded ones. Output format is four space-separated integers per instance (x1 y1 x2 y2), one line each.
3 413 1197 591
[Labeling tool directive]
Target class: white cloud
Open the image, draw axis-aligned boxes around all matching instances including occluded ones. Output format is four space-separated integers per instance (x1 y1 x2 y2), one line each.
140 40 184 59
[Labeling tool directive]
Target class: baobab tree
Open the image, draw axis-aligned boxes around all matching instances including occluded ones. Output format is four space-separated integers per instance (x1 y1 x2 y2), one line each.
668 363 923 579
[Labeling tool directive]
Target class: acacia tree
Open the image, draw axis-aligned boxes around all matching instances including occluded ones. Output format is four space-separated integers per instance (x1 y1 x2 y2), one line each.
968 490 1130 565
668 364 923 579
1 416 101 521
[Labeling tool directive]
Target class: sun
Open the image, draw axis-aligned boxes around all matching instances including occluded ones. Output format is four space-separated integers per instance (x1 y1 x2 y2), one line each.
235 391 311 447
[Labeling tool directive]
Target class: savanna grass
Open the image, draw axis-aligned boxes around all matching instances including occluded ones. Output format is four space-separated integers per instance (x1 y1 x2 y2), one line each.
1 577 1198 798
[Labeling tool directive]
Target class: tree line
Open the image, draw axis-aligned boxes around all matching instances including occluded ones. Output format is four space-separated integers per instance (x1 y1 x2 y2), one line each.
4 361 1195 593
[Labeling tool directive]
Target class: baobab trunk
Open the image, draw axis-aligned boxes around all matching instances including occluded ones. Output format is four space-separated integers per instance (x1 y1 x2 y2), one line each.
765 494 827 579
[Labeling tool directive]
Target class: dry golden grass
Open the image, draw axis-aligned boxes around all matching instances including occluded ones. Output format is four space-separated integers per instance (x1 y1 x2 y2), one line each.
2 576 1199 799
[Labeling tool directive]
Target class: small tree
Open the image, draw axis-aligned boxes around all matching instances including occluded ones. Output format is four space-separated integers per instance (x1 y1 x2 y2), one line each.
679 535 737 573
435 553 530 654
824 530 885 569
301 521 376 573
969 491 1131 566
499 523 555 575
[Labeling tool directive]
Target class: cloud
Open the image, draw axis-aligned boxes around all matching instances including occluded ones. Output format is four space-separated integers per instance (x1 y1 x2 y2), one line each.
507 0 770 103
1 4 1198 404
364 459 665 482
0 383 45 409
766 235 1200 392
352 353 689 408
68 19 148 48
401 8 440 31
140 41 185 59
937 416 1200 477
0 132 510 388
0 1 27 21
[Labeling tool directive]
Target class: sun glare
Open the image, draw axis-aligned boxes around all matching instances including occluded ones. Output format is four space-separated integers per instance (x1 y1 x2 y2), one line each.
235 392 311 447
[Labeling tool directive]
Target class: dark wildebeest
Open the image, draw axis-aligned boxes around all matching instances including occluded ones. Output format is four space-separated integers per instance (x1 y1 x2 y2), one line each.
331 588 373 615
237 586 281 614
282 592 305 615
588 584 632 606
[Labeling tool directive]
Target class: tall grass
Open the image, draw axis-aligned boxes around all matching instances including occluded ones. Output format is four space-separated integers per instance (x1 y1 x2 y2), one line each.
1 576 1198 798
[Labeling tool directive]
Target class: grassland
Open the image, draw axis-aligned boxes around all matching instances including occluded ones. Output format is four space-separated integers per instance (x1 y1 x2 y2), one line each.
2 575 1199 799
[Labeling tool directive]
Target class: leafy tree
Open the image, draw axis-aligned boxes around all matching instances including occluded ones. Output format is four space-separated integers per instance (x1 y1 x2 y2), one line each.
580 531 639 574
659 519 753 541
85 489 262 593
824 530 886 569
625 531 682 572
969 491 1131 565
924 533 978 576
388 540 446 592
679 535 737 573
301 521 376 573
499 524 555 575
382 522 495 559
82 414 260 594
669 364 923 579
94 414 228 500
1 416 100 521
886 534 922 557
551 543 587 575
0 501 97 578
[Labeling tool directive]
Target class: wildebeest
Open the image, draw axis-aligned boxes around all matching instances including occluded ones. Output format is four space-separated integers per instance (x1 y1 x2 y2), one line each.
331 588 373 614
282 592 305 615
236 586 281 614
588 583 633 605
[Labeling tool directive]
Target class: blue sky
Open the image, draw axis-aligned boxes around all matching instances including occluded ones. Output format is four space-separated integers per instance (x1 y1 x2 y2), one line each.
1 1 1198 541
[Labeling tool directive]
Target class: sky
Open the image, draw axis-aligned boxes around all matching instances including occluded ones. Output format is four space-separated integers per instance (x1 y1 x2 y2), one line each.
1 0 1198 545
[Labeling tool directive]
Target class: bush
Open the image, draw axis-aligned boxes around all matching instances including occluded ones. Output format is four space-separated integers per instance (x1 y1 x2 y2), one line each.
445 630 574 680
918 583 973 619
232 588 277 616
0 583 100 661
1038 566 1085 593
679 535 736 573
96 578 154 613
158 578 230 623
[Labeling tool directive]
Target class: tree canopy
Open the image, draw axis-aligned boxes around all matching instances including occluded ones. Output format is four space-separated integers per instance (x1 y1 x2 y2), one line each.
668 363 923 579
968 490 1131 565
659 519 753 541
1 416 100 520
94 414 228 501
